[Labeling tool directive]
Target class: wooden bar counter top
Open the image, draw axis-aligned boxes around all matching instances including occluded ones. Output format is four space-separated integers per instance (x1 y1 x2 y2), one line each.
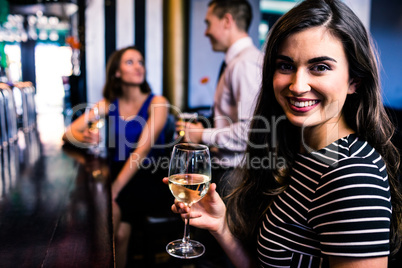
0 113 114 268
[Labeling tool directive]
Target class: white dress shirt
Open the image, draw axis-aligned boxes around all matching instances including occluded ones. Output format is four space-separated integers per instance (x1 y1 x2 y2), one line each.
202 37 263 167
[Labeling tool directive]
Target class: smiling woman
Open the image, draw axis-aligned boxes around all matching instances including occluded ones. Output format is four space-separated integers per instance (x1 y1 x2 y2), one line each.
114 50 146 88
166 0 402 267
273 26 357 149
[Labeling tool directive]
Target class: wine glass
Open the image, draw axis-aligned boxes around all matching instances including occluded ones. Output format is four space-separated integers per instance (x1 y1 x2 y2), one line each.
166 143 211 259
177 112 198 138
84 106 101 156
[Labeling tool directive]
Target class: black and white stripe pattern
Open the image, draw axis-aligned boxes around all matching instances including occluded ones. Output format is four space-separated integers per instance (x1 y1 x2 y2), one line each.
257 134 391 267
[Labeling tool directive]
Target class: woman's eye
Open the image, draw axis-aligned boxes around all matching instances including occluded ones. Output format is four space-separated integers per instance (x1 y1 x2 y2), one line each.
276 62 293 71
138 60 144 66
311 64 330 72
126 60 133 65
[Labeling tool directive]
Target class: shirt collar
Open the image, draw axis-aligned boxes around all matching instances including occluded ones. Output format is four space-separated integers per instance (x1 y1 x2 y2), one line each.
224 36 253 64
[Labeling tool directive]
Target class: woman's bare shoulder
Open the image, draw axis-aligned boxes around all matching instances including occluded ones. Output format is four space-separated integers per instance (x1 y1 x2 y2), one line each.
95 98 111 116
151 95 169 105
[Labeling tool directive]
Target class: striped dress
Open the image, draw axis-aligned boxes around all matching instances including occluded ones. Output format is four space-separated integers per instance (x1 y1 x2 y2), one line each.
257 134 392 267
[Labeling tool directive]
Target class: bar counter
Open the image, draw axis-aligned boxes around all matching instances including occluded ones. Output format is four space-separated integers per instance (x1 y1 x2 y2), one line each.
0 113 114 267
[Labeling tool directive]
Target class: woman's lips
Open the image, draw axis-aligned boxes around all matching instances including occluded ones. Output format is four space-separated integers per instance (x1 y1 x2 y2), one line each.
288 98 320 112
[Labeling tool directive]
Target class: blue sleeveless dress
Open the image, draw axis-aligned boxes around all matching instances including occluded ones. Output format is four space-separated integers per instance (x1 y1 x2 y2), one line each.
108 94 173 223
108 93 166 163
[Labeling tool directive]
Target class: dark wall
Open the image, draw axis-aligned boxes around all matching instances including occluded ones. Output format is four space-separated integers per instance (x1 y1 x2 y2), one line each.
370 0 402 110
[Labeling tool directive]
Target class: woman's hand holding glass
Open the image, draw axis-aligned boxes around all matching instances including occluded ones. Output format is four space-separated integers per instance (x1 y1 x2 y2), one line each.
84 106 102 155
81 128 100 144
163 177 226 234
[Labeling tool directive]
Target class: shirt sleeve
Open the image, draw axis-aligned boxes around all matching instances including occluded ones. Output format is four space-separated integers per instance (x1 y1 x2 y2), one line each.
308 156 392 258
201 120 249 152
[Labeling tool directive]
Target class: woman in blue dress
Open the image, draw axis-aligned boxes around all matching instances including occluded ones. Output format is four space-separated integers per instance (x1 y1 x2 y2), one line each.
165 0 402 267
64 46 171 268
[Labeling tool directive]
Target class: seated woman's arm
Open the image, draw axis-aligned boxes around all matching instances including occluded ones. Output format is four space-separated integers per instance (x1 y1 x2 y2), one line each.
111 96 169 200
62 99 109 146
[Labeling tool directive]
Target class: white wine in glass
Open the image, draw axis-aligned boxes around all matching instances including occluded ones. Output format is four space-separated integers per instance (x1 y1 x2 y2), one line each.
85 106 102 156
166 143 211 259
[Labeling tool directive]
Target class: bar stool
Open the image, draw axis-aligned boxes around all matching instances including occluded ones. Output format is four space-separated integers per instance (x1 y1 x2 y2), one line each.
3 86 20 188
0 85 18 144
0 89 10 194
0 89 8 143
26 85 37 130
0 95 4 197
12 85 23 129
9 82 40 168
0 144 3 198
13 82 37 133
143 210 182 266
0 83 18 192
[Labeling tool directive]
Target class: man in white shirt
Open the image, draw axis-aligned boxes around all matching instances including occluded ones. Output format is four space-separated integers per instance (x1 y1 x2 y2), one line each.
179 0 263 180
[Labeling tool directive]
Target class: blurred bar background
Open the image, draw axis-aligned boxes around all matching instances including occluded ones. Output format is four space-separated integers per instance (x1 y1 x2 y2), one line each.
0 0 401 267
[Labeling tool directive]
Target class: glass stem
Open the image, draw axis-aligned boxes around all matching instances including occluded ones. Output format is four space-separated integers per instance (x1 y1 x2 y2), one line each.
182 206 191 245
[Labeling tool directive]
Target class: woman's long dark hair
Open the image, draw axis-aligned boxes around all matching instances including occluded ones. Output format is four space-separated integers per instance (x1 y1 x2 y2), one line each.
225 0 402 257
102 46 151 102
